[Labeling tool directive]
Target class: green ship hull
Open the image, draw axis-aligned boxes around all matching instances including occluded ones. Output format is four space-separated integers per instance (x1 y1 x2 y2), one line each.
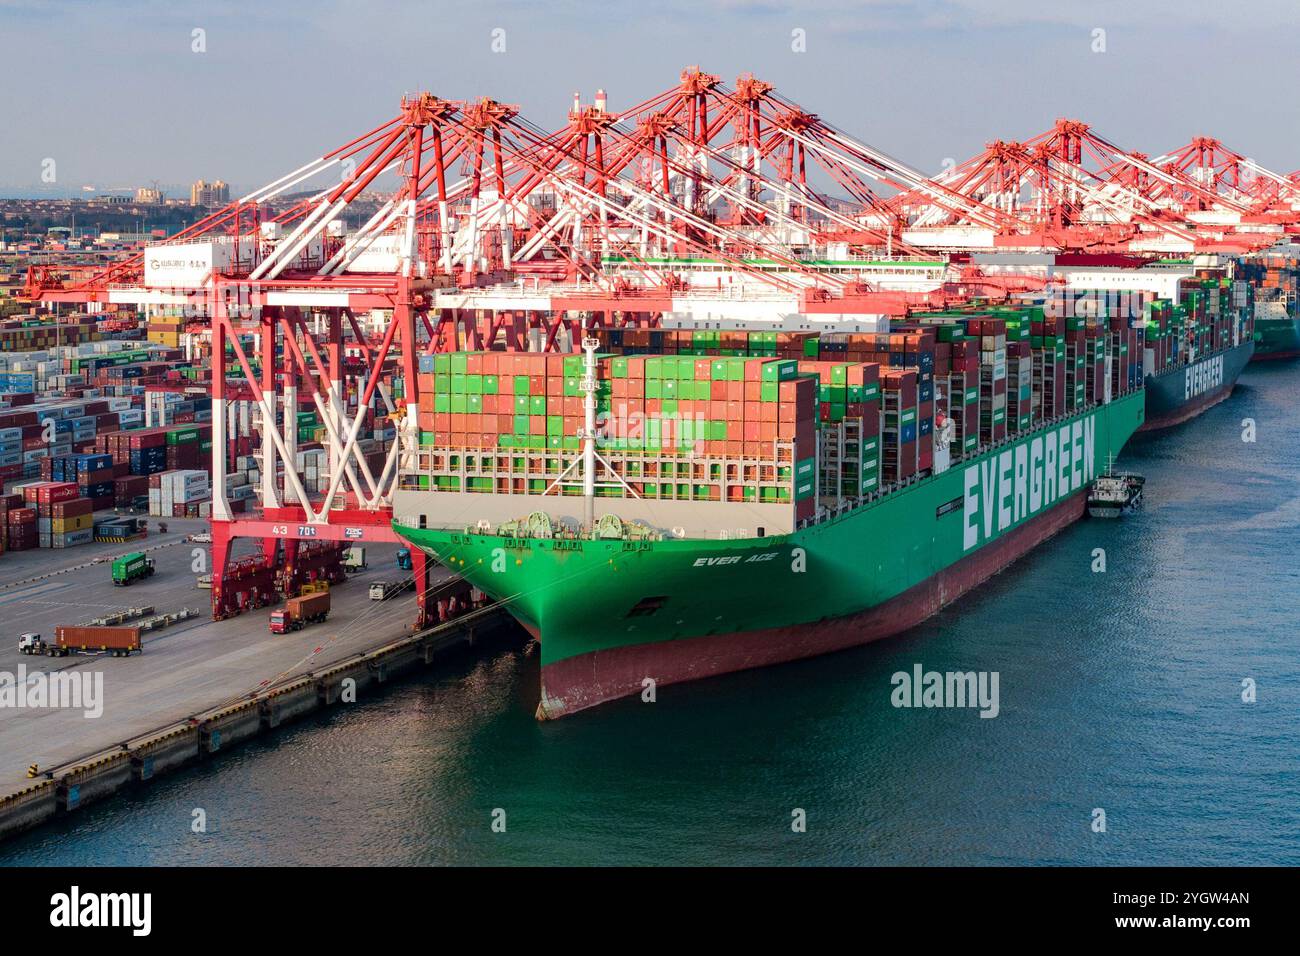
1253 316 1300 361
395 391 1146 718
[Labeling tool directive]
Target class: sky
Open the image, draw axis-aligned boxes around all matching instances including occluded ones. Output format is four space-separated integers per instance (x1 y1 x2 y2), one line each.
1 0 1298 195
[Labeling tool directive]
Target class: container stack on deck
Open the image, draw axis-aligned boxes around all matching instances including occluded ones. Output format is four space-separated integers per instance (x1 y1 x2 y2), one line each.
1112 280 1254 378
413 351 822 518
407 292 1152 528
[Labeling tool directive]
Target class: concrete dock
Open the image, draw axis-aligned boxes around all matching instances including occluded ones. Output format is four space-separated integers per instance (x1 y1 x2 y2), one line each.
0 520 511 840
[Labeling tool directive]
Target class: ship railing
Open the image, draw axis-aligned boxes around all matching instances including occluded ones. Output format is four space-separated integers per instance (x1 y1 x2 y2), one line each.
401 441 806 505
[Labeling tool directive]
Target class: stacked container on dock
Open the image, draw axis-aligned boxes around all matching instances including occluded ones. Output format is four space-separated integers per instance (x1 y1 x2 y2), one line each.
0 317 98 353
0 492 26 553
47 497 94 547
4 499 36 552
149 469 211 517
19 480 85 548
164 425 207 470
46 452 117 510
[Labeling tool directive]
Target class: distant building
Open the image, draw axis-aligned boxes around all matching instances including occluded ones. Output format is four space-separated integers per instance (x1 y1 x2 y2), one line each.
136 187 164 204
190 179 230 206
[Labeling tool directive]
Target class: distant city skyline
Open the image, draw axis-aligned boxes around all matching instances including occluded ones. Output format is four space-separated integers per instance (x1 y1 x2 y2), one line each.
0 184 245 201
2 0 1299 194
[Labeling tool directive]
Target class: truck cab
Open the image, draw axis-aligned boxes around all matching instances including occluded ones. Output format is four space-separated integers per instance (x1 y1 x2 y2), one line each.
268 609 290 634
370 581 403 601
396 548 412 571
18 633 45 655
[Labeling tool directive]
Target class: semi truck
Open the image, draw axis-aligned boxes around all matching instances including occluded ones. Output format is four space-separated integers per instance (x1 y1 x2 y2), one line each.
269 590 331 634
112 552 155 586
20 627 142 657
396 548 412 571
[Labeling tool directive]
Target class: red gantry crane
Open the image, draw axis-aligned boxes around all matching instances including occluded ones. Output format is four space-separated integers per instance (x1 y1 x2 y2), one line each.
26 72 1084 626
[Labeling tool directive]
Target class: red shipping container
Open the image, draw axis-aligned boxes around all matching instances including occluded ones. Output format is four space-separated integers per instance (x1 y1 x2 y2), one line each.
52 498 94 519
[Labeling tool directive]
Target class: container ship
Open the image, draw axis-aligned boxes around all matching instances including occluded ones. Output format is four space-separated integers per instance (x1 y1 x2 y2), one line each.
394 302 1148 718
1252 312 1300 360
1237 253 1300 361
1136 277 1255 431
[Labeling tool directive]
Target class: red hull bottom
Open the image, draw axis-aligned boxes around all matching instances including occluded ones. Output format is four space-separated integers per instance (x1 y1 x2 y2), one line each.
537 489 1088 719
1251 350 1300 362
1138 383 1235 432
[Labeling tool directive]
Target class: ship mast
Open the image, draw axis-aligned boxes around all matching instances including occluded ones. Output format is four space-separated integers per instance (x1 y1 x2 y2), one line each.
539 314 640 524
581 313 598 529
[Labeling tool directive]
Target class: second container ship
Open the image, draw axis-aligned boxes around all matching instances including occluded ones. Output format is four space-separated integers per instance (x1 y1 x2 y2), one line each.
1137 277 1255 431
395 301 1148 717
1238 253 1300 361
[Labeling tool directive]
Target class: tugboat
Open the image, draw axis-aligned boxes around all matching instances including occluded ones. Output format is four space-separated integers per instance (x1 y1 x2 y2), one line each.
1087 472 1146 518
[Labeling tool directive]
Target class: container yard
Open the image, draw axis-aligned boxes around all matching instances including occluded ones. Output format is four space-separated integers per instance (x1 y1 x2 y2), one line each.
1 57 1298 876
0 525 501 841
